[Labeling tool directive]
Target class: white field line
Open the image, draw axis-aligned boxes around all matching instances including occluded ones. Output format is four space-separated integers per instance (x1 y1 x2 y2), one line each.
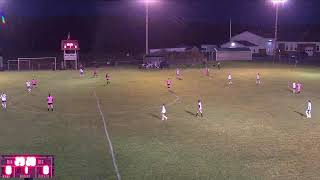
93 91 121 180
167 91 180 107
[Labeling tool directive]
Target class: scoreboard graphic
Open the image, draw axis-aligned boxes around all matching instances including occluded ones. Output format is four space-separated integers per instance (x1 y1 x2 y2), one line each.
0 155 54 179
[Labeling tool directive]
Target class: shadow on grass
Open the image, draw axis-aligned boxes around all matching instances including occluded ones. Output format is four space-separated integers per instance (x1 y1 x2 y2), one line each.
285 87 294 93
185 110 196 116
294 111 305 117
149 113 160 120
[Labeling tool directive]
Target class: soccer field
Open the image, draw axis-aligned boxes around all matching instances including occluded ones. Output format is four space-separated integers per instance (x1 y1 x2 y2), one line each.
1 62 320 180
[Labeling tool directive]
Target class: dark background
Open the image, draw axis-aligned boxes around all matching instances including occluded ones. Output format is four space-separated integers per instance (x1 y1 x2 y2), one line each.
1 0 320 58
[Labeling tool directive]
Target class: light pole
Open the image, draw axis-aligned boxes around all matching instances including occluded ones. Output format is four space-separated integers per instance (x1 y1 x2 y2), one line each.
271 0 287 62
145 1 149 55
143 0 158 55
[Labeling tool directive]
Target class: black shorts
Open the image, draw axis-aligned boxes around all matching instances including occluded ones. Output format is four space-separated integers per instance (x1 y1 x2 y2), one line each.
48 103 53 105
2 101 6 103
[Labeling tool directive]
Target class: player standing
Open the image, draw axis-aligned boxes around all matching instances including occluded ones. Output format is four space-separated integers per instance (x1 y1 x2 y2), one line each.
161 104 168 121
305 100 312 118
296 81 302 94
176 68 181 80
256 73 261 85
292 81 296 94
80 68 84 77
26 80 32 93
227 73 232 85
93 68 98 78
47 94 54 111
196 100 203 117
203 67 209 76
166 78 172 90
105 73 110 84
32 78 38 88
217 62 221 70
1 92 7 109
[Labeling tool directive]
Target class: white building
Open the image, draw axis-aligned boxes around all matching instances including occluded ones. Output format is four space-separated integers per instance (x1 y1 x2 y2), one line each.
277 41 320 56
221 31 320 57
221 31 274 55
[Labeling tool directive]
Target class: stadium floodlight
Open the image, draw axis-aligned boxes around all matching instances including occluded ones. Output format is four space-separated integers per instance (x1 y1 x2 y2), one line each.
271 0 287 62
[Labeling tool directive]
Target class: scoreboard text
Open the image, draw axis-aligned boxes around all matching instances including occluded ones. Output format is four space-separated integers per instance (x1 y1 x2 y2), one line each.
0 155 54 179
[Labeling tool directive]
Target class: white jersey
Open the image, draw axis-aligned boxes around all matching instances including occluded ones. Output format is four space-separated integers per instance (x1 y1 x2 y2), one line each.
257 74 260 80
176 69 180 75
228 74 232 80
1 94 6 102
198 102 202 110
161 106 166 114
80 69 84 73
26 81 31 87
293 82 296 89
307 102 312 111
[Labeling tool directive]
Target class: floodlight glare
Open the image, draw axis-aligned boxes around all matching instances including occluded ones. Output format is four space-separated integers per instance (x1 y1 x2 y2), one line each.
271 0 287 4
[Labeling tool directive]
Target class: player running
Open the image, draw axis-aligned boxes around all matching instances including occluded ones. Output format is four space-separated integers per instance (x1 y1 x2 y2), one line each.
47 94 54 111
227 73 232 85
196 100 203 117
256 73 261 85
26 80 32 93
306 100 312 118
32 78 38 88
161 104 168 121
105 73 110 84
1 92 7 109
166 78 172 90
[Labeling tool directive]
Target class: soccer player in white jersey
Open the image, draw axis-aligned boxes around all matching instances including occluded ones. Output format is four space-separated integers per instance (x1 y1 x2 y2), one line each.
306 100 312 118
176 68 181 80
80 68 84 77
256 73 261 85
1 92 7 109
227 73 232 85
26 80 32 93
292 81 296 94
196 100 203 117
161 104 168 121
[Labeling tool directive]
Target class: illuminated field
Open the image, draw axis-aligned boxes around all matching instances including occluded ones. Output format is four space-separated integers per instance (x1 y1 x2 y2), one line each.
1 62 320 179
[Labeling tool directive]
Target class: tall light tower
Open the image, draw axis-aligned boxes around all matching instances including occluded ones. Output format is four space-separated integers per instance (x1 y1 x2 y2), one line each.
145 0 149 55
144 0 158 55
271 0 287 60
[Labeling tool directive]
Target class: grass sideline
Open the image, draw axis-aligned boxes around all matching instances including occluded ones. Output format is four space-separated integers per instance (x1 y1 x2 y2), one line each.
0 62 320 179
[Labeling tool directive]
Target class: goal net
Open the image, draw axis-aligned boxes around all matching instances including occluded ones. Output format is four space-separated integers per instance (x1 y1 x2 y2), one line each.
8 57 57 71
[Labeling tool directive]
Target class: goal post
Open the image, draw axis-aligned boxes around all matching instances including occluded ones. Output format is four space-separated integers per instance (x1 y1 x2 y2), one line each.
16 57 57 71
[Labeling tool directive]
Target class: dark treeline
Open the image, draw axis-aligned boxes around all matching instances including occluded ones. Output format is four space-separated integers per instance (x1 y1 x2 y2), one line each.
1 15 320 58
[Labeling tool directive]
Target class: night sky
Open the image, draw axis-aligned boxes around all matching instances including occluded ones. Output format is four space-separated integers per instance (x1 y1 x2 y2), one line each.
2 0 320 25
1 0 320 55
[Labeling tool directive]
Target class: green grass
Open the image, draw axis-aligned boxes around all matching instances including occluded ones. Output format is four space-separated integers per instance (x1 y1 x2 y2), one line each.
1 62 320 180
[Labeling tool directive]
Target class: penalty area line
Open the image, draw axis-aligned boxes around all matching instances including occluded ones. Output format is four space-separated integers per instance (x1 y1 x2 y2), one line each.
93 91 121 180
